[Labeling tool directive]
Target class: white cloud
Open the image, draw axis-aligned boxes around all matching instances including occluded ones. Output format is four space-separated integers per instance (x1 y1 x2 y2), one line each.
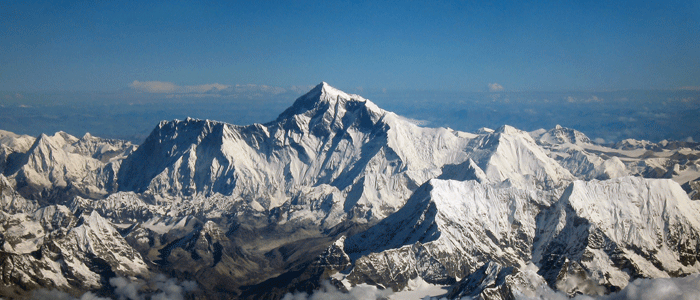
128 80 307 100
110 276 143 300
109 275 198 300
594 137 606 144
686 136 695 143
515 274 700 300
565 95 604 103
32 275 199 300
588 95 603 102
32 289 112 300
488 83 504 92
184 83 230 93
129 80 178 93
232 84 287 95
598 274 700 300
617 116 637 122
282 281 391 300
129 80 230 94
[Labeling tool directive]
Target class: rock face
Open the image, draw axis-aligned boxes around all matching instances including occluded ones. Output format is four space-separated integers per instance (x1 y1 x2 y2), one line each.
1 83 700 299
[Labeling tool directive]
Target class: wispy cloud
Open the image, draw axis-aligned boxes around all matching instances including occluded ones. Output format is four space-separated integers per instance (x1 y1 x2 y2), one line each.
565 95 604 103
290 85 317 94
128 80 309 99
130 81 178 93
129 80 229 94
488 83 504 92
229 84 287 95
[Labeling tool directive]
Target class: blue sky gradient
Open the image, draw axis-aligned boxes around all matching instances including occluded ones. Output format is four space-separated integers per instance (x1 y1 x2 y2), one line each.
2 0 699 92
1 1 699 144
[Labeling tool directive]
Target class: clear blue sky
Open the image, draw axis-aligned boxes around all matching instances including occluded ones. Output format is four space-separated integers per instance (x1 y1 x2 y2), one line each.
1 0 699 92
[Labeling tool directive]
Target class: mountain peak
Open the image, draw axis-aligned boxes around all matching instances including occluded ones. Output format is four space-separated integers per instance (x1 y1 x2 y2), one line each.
495 125 520 135
539 125 592 145
274 82 378 123
317 81 349 99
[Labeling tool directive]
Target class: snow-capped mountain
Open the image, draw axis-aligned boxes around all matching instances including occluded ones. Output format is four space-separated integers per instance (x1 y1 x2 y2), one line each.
466 125 574 189
1 131 133 204
534 177 700 295
334 176 700 297
1 201 147 294
342 179 559 290
1 82 699 299
117 82 476 227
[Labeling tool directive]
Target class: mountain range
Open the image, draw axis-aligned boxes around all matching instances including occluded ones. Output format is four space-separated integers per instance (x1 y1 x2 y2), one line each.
1 83 699 299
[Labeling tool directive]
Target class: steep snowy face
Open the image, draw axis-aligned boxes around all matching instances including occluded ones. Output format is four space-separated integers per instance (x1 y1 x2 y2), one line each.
117 82 474 224
467 125 574 189
343 179 560 290
534 177 700 294
116 82 396 214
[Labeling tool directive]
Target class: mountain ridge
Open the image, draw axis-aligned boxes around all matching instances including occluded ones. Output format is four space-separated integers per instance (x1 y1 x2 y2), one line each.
0 83 699 299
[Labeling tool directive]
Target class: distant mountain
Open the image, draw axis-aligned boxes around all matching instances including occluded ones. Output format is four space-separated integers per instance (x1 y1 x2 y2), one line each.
1 83 699 299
